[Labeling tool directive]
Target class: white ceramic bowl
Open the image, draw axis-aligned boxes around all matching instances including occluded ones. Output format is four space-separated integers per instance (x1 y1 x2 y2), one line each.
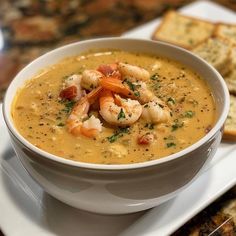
3 38 229 214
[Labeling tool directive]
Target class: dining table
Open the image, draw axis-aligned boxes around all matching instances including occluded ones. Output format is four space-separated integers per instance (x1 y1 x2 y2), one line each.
0 0 236 235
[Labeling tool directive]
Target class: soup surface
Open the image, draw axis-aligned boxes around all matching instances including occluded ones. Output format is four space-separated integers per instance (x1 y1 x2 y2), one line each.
12 50 216 164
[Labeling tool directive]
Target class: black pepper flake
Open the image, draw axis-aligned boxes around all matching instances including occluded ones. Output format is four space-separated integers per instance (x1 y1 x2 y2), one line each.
150 73 159 80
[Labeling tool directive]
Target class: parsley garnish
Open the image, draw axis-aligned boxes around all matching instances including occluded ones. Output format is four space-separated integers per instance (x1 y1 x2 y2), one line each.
172 119 184 131
166 142 176 148
118 108 126 120
150 73 159 80
167 97 175 104
57 122 65 127
184 110 195 118
107 127 130 143
107 134 119 143
145 123 154 130
123 79 140 97
61 100 76 114
124 79 135 91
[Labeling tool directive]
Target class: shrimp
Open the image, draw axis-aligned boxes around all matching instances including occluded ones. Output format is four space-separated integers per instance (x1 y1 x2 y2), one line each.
60 74 84 101
66 87 103 138
141 99 171 124
81 70 103 91
118 62 150 82
99 77 155 104
99 90 142 126
132 81 155 104
99 77 133 98
81 64 121 91
99 76 171 124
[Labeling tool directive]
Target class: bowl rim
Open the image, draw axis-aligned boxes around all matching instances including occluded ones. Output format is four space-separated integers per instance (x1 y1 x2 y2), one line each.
3 37 230 170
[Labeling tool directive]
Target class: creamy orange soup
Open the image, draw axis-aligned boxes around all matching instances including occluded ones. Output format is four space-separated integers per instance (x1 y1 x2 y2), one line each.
12 50 216 164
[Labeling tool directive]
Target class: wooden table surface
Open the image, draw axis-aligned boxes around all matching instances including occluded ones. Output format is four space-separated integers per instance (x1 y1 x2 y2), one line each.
0 0 236 235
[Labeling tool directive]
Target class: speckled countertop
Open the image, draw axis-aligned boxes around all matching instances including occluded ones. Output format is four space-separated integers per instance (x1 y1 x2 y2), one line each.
0 1 236 235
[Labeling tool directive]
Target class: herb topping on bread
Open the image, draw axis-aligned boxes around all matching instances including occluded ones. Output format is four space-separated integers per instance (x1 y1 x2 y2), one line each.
152 11 215 49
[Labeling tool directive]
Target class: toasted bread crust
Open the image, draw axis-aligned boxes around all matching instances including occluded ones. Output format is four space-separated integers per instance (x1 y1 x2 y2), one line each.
214 22 236 45
223 95 236 141
191 36 233 76
223 130 236 141
152 11 215 49
225 47 236 95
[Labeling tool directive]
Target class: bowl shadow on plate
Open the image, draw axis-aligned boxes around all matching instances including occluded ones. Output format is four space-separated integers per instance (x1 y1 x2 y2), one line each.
42 194 147 236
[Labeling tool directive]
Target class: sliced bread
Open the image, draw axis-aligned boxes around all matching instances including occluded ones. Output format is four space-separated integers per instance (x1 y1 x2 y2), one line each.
223 95 236 141
152 11 215 49
225 78 236 95
225 47 236 95
214 23 236 45
191 37 233 76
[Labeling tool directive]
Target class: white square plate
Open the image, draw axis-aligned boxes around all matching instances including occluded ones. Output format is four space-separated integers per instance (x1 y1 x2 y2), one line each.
1 1 236 235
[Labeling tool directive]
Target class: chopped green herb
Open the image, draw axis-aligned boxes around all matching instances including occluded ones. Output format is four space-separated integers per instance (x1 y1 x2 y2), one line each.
107 127 130 143
118 108 126 120
151 83 161 92
167 97 175 104
123 79 141 97
145 123 154 130
61 100 76 114
166 142 176 148
184 110 195 118
118 127 130 134
144 104 149 108
57 122 65 127
164 135 174 141
124 79 135 91
107 134 119 143
150 73 159 80
172 120 184 131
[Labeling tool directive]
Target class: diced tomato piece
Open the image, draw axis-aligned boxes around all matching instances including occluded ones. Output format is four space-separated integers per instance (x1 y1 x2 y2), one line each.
137 133 154 145
59 85 77 100
97 64 116 75
97 63 121 79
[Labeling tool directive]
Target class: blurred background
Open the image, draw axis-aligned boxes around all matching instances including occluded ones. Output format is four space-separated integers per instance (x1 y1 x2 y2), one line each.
1 0 236 101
